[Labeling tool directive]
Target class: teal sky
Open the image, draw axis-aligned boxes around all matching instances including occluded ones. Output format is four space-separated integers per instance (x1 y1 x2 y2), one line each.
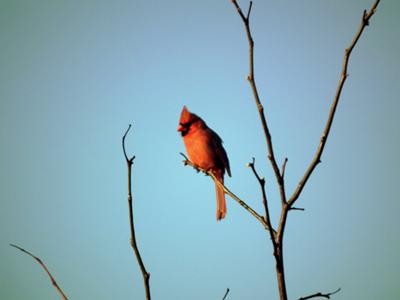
1 0 399 299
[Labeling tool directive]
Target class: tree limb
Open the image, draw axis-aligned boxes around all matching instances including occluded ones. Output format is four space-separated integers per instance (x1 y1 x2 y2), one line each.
122 124 151 300
231 1 289 298
180 153 276 235
247 157 277 242
287 0 381 208
231 0 287 206
298 287 341 300
10 244 68 300
230 1 381 300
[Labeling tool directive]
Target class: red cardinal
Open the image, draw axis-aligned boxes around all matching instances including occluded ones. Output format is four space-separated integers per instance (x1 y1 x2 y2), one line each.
177 106 231 221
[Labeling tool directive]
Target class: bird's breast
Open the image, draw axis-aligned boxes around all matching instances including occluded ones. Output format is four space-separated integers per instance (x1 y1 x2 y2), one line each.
183 130 217 171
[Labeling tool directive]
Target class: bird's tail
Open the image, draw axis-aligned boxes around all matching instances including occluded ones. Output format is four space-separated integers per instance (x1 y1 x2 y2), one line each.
214 173 227 221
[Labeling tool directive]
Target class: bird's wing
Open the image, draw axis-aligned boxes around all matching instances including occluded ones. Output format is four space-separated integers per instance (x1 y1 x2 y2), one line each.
209 129 231 177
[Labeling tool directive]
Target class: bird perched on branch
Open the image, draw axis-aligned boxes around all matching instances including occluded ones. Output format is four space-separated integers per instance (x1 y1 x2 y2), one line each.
177 106 231 221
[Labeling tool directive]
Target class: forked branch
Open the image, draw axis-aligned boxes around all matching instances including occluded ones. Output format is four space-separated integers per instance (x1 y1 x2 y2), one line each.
180 153 276 234
287 0 381 208
10 244 68 300
230 1 381 300
247 158 277 242
231 0 287 206
122 124 151 300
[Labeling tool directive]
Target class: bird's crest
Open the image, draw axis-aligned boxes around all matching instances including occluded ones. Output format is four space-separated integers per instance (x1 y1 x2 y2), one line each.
179 106 191 124
179 106 199 124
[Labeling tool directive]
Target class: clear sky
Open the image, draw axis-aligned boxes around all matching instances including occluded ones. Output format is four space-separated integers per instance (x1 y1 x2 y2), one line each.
1 0 399 299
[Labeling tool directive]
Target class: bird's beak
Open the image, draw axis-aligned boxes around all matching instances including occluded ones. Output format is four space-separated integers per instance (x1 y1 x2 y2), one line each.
177 124 184 132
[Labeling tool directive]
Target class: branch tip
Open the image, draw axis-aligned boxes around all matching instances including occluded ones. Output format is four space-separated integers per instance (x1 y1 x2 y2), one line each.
179 152 189 161
222 288 230 300
123 125 151 299
290 207 305 212
246 1 253 21
122 124 135 163
281 158 288 179
10 244 69 300
363 10 370 26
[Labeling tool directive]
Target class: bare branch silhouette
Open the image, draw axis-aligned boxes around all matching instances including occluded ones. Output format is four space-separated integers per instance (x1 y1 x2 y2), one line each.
281 158 288 180
222 288 230 300
247 158 277 245
10 244 68 300
229 1 381 299
231 1 288 207
299 288 341 300
178 1 380 299
122 124 151 300
180 153 275 234
288 207 305 212
287 0 381 208
230 0 289 296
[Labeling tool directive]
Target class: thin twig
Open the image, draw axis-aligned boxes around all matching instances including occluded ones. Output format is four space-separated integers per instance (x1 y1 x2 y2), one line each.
231 1 289 299
122 124 135 163
180 153 275 234
277 0 380 294
287 0 381 208
298 288 341 300
281 158 288 181
10 244 68 300
230 1 381 300
289 207 305 211
231 0 287 206
222 288 230 300
280 158 288 206
248 158 277 241
122 125 151 300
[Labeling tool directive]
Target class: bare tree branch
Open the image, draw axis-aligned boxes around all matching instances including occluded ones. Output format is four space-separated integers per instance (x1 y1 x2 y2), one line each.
281 158 288 178
287 0 381 208
289 207 305 212
122 124 135 163
230 1 381 300
122 125 151 300
231 0 287 206
230 1 289 298
10 244 68 300
298 288 341 300
180 153 276 234
247 158 277 241
222 288 230 300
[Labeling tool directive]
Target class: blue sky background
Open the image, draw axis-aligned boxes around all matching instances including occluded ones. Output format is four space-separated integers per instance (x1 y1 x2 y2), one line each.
1 0 399 299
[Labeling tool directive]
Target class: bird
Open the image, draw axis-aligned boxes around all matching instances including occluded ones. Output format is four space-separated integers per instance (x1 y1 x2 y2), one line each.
177 106 231 221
